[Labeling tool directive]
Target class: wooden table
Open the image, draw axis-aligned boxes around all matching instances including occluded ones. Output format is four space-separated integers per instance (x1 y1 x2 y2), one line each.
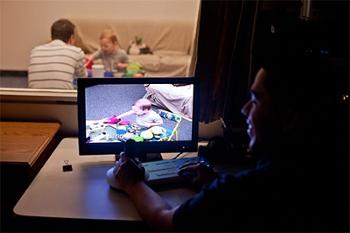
0 121 60 231
0 121 60 166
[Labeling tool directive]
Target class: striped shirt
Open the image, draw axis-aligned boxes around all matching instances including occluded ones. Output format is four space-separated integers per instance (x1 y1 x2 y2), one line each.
28 40 87 89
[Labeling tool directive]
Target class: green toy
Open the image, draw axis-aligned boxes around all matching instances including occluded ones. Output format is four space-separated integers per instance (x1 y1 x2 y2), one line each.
124 62 143 78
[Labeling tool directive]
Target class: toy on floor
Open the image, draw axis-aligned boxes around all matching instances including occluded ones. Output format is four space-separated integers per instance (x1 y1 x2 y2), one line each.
157 109 182 141
124 62 145 78
127 36 153 55
103 115 121 124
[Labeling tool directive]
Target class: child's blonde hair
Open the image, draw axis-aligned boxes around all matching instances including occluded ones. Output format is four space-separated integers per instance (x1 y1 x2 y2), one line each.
100 29 118 44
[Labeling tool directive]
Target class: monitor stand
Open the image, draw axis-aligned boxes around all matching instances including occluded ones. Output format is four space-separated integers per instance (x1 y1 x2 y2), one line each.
116 139 163 162
141 152 162 162
114 152 162 162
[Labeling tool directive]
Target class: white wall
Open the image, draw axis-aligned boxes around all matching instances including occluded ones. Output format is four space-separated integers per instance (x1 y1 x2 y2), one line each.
0 0 199 70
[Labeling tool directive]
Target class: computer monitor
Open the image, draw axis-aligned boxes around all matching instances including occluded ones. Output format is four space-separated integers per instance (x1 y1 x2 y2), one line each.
77 77 198 160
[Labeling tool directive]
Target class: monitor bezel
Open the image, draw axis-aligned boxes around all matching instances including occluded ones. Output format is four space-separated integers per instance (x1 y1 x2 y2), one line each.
77 77 199 155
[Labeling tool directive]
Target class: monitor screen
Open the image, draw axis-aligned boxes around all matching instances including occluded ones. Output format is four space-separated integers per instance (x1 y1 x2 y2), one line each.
77 77 198 156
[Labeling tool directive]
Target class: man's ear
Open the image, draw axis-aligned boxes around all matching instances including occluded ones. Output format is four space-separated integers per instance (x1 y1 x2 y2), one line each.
67 35 76 45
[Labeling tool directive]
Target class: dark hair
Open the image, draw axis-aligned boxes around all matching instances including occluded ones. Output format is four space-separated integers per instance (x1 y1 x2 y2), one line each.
51 19 75 43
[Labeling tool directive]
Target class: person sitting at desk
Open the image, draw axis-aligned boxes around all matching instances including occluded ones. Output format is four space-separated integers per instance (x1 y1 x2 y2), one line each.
112 20 341 231
28 18 87 89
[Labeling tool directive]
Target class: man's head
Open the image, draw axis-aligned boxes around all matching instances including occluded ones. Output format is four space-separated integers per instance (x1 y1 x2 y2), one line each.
243 20 331 155
132 99 152 116
51 19 76 44
241 68 272 152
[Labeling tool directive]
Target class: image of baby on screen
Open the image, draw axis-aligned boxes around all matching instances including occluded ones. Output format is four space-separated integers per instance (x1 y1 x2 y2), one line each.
84 83 191 143
116 98 163 129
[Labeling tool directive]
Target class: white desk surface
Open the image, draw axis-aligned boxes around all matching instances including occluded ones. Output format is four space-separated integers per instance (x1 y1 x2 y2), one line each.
14 138 195 221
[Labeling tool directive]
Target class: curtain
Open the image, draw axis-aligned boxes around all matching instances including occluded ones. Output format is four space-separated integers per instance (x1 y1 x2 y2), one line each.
195 0 259 127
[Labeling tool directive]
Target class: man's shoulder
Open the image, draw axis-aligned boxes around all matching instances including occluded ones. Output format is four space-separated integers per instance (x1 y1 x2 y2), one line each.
58 43 85 59
66 44 84 53
62 44 84 56
31 42 50 51
31 40 84 54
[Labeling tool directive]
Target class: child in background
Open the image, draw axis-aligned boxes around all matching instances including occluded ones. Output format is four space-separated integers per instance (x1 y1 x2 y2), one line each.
85 29 128 72
117 98 163 129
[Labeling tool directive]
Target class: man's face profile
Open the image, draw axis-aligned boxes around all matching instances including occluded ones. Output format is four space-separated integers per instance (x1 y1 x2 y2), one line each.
241 68 272 152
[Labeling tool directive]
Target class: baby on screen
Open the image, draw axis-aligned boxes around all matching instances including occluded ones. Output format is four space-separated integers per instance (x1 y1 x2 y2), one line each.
116 98 163 129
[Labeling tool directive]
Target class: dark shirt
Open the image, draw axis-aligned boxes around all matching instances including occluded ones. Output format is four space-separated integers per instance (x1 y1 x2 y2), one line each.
173 160 280 231
172 159 337 231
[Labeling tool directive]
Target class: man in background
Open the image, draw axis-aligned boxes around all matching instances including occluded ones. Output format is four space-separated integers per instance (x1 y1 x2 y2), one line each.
28 18 86 89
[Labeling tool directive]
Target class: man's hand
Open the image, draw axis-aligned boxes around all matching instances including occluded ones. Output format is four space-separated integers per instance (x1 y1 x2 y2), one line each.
114 152 146 191
177 161 217 189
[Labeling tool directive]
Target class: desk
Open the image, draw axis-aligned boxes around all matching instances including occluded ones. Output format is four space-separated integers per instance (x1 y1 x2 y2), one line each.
0 121 60 231
14 138 195 221
0 121 60 166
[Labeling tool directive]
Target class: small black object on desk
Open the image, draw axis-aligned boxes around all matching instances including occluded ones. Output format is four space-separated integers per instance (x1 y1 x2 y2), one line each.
62 160 73 172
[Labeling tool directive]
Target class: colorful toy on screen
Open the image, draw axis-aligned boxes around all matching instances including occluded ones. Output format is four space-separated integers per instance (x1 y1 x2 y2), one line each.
157 110 181 122
86 111 176 143
103 115 121 124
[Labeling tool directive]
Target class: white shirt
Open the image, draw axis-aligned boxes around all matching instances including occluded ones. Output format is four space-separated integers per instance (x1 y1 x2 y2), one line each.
28 40 86 89
135 110 163 128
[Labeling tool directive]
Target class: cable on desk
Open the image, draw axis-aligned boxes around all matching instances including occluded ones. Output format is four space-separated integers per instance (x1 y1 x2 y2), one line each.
171 152 183 160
